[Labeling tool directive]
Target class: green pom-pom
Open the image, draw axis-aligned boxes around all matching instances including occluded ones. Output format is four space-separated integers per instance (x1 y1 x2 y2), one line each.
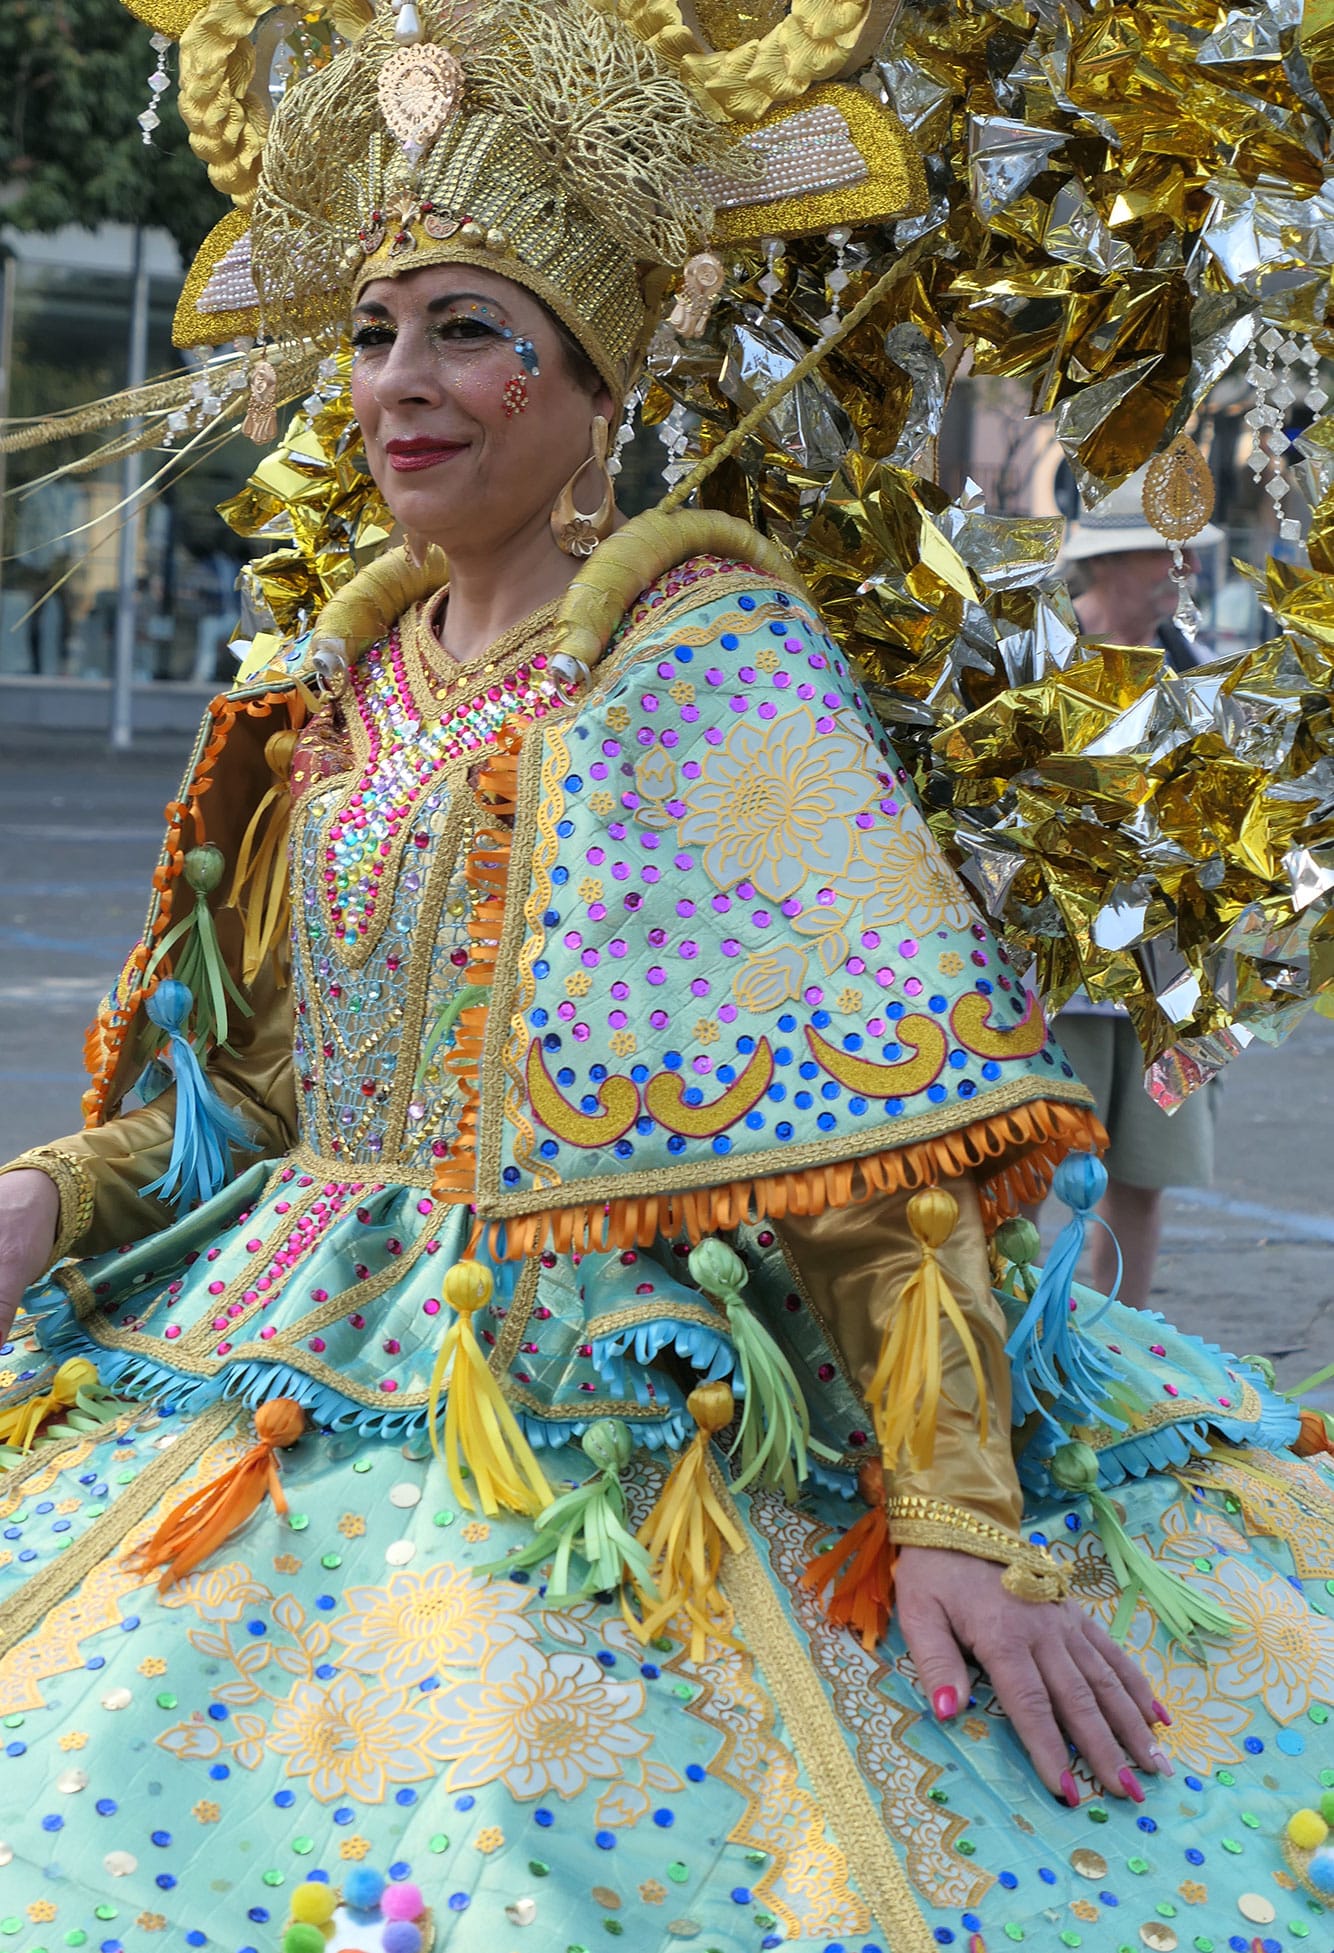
184 843 226 894
283 1923 327 1953
1321 1788 1334 1826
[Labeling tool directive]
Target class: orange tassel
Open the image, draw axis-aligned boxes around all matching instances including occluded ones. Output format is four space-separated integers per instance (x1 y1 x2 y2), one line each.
800 1459 896 1652
1293 1407 1334 1457
124 1398 304 1592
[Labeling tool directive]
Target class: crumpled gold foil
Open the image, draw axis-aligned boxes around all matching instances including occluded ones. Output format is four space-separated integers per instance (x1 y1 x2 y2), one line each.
211 0 1334 1101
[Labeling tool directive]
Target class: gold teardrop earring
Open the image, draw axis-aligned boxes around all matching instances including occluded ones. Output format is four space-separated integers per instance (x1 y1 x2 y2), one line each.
551 414 616 557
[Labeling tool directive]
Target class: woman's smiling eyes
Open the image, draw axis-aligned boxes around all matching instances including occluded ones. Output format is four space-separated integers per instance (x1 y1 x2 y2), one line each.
350 307 513 354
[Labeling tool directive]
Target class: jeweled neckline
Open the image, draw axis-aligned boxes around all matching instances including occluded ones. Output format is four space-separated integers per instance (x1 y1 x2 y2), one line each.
401 595 562 725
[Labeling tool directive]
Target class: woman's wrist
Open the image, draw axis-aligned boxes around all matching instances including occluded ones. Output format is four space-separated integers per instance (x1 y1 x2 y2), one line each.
0 1152 92 1268
887 1492 1069 1603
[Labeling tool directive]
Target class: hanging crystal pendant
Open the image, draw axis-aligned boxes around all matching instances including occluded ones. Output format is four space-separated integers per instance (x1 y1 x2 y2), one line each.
140 31 172 145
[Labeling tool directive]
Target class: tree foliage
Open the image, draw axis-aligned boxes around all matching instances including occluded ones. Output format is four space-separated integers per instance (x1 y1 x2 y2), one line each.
0 0 228 258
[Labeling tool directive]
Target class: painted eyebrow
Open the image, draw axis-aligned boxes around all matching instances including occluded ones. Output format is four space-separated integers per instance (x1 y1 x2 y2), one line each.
352 293 512 320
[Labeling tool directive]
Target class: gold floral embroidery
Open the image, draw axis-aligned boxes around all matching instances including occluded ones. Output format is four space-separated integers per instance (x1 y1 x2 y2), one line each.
193 1801 221 1823
679 710 872 902
461 1521 491 1543
640 1881 666 1904
577 877 604 903
136 1914 167 1931
56 1499 80 1515
27 1901 57 1923
693 1018 720 1044
564 972 593 997
836 986 863 1013
841 815 974 936
1179 1880 1208 1904
273 1553 303 1573
139 1657 168 1678
338 1513 367 1538
938 950 963 975
340 1836 372 1860
588 790 615 815
609 1030 637 1057
267 1672 443 1803
474 1826 505 1853
58 1731 88 1750
430 1640 651 1799
1071 1899 1099 1921
605 704 630 732
333 1565 534 1686
669 677 696 702
732 944 807 1013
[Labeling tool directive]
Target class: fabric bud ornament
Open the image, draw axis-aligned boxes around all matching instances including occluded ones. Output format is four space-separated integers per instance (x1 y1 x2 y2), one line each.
687 1236 811 1497
310 635 351 698
145 842 252 1053
140 979 258 1213
868 1188 986 1472
0 1358 102 1458
630 1380 745 1662
125 1397 305 1592
427 1260 552 1515
480 1417 658 1604
226 728 299 986
1048 1441 1239 1647
1003 1153 1134 1434
800 1457 895 1652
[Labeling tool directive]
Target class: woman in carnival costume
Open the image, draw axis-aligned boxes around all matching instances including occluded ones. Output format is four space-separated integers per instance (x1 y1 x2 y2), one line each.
0 1 1331 1948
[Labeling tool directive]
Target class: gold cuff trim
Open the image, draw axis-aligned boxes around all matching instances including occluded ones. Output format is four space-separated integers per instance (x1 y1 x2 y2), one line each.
1 1149 96 1266
887 1494 1069 1603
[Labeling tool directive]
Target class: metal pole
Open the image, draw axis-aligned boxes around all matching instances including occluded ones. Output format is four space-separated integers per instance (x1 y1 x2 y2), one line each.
0 249 16 630
110 225 150 751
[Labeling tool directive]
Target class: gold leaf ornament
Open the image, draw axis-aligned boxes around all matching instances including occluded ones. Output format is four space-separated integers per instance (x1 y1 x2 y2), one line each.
1141 434 1216 545
377 42 466 150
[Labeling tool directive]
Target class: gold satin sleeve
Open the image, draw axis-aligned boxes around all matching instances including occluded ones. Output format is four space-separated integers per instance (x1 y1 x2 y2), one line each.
2 962 297 1270
776 1176 1023 1535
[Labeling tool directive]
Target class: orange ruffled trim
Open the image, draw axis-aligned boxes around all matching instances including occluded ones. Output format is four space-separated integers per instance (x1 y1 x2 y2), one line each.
81 687 303 1127
430 720 526 1210
485 1099 1107 1261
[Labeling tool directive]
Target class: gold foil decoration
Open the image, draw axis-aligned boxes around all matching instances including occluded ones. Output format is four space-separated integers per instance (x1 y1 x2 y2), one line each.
1142 435 1216 544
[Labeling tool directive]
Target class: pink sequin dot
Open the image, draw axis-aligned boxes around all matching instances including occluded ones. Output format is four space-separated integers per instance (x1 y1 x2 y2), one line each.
379 1379 399 1393
1163 1382 1179 1397
423 1298 442 1316
309 1337 327 1353
165 1324 181 1341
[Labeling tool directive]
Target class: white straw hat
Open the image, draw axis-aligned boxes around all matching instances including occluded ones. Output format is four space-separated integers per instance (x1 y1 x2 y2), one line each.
1061 464 1224 562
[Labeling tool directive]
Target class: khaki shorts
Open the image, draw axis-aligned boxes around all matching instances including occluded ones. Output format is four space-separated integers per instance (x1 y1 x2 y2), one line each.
1054 1011 1217 1192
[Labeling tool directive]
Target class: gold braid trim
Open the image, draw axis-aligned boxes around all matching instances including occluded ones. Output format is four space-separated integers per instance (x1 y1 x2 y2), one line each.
0 1400 237 1664
887 1494 1069 1604
178 0 372 207
717 1469 937 1951
612 0 882 121
0 1149 96 1267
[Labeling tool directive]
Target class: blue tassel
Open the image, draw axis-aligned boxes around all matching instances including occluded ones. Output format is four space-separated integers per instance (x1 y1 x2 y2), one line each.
1003 1153 1132 1432
142 980 257 1213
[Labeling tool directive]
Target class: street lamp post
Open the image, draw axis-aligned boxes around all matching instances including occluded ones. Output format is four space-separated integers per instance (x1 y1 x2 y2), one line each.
110 225 150 752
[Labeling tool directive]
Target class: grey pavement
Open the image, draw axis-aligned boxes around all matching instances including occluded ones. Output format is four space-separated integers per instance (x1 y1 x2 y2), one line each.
1 730 1331 1399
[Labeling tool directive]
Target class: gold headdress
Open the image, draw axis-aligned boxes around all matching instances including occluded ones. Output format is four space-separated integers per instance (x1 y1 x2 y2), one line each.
249 0 737 392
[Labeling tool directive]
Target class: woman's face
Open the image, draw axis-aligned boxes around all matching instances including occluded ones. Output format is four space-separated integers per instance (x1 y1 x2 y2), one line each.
350 262 612 557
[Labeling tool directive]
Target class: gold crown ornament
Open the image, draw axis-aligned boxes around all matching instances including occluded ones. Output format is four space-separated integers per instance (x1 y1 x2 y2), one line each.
247 0 741 393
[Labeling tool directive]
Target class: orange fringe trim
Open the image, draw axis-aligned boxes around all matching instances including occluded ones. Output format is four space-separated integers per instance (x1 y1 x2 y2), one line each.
486 1100 1107 1261
430 719 528 1205
800 1460 896 1652
81 688 303 1127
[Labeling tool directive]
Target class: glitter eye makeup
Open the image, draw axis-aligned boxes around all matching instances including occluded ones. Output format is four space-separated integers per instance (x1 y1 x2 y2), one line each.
514 336 540 377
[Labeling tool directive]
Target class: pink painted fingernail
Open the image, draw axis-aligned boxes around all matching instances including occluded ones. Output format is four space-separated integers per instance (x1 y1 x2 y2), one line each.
1148 1745 1175 1778
1151 1698 1172 1726
933 1686 958 1721
1118 1766 1145 1803
1059 1769 1080 1809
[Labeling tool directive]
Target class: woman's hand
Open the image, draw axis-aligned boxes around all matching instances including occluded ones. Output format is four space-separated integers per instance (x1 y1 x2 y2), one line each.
894 1545 1169 1803
0 1169 59 1345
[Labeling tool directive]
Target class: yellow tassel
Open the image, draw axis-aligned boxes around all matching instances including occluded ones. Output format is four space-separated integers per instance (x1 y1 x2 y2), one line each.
0 1358 100 1456
630 1381 746 1662
868 1188 988 1472
227 729 299 986
427 1261 551 1517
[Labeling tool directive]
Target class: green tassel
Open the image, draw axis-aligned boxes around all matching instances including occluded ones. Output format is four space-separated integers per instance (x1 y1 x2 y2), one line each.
0 1378 131 1470
688 1237 810 1498
417 983 487 1086
1050 1442 1239 1648
145 845 252 1052
480 1419 658 1604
